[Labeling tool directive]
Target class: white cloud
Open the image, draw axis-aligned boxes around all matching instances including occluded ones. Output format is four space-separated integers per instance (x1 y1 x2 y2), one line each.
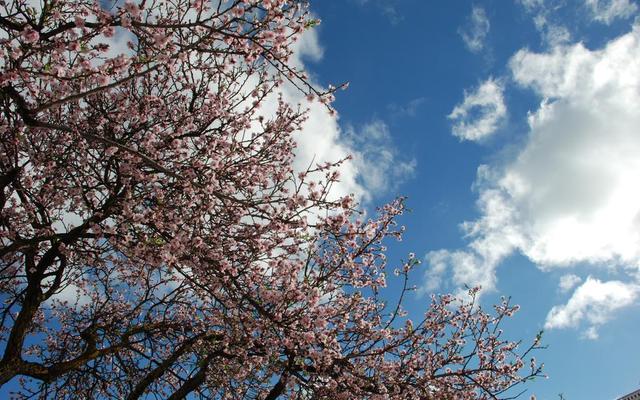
535 16 572 47
545 277 639 338
448 78 507 141
343 119 416 198
424 179 523 295
506 29 640 268
290 27 324 65
459 6 491 53
559 274 583 293
426 24 640 334
584 0 638 24
582 326 600 340
516 0 572 48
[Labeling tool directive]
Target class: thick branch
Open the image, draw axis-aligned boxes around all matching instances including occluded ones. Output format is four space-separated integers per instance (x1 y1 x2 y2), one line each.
126 334 206 400
166 360 210 400
0 251 41 385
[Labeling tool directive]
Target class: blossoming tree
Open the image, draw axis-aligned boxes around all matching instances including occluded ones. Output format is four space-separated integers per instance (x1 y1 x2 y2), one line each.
0 0 543 398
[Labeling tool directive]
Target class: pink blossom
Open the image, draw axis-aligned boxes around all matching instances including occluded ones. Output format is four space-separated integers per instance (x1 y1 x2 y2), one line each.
232 6 245 18
21 26 39 43
152 32 170 48
123 1 141 18
74 15 85 28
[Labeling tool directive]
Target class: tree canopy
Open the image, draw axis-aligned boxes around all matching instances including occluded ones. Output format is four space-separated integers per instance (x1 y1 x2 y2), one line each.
0 0 543 398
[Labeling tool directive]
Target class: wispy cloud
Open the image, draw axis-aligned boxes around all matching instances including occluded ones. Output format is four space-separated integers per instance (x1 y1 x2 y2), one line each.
459 6 491 53
388 97 426 118
343 119 416 198
353 0 403 25
448 78 507 142
518 0 638 49
517 0 572 47
584 0 638 24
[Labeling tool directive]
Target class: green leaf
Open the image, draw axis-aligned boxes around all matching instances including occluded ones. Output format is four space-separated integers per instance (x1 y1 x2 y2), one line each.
304 19 320 29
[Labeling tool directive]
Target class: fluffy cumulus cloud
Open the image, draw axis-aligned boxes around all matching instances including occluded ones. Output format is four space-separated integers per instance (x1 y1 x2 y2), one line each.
459 6 491 53
545 278 639 338
448 79 507 141
425 24 640 334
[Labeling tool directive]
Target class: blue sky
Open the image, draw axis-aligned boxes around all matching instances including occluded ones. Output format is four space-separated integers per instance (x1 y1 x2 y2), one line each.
301 1 640 399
